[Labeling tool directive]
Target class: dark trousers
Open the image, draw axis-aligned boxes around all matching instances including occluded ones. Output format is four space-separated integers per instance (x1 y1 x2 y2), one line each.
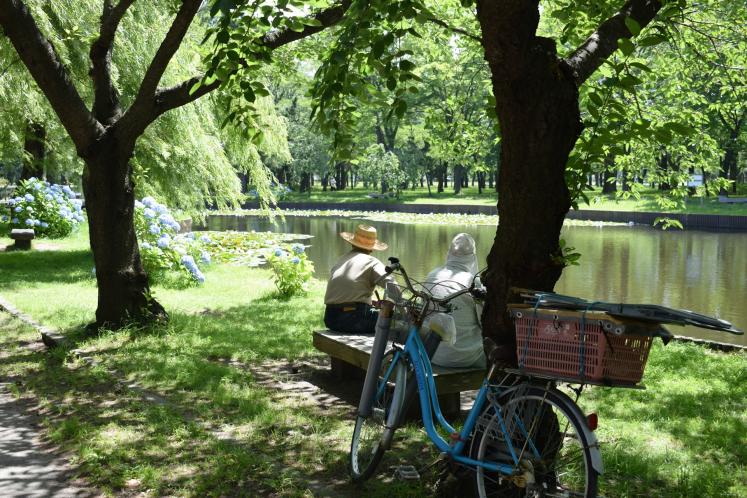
324 303 379 335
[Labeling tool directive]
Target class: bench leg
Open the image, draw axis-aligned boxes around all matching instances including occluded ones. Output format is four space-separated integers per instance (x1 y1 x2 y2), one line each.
437 393 462 419
11 239 32 250
330 356 365 381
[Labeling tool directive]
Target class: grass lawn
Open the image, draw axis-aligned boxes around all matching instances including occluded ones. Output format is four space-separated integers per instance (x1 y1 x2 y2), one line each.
0 225 745 497
281 185 747 216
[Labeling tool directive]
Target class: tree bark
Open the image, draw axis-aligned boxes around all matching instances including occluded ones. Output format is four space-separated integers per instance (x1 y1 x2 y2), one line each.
83 132 166 327
475 0 664 357
602 155 617 194
477 5 582 354
21 121 46 180
453 165 464 194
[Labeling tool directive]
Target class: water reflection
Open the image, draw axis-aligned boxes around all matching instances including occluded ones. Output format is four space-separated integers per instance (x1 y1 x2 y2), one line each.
200 215 747 346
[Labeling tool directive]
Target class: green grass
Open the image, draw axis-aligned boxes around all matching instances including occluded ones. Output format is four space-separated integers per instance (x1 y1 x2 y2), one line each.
279 185 747 216
1 226 745 496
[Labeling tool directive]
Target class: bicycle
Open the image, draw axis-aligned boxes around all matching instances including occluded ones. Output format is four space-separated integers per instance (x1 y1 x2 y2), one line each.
349 257 742 497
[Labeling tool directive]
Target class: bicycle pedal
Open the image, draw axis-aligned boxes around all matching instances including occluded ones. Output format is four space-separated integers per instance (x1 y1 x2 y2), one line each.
391 465 420 481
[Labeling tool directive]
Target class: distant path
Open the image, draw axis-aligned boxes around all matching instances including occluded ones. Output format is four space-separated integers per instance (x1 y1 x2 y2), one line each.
0 387 95 498
240 201 747 231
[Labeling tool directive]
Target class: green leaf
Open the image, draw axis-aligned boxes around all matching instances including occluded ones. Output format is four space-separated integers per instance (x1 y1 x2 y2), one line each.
624 16 641 36
188 81 202 96
638 34 667 47
617 38 635 56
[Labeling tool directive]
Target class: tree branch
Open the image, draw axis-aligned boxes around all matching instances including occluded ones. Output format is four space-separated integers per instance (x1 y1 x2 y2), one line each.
152 0 353 119
0 0 103 153
261 0 352 49
152 77 221 118
123 0 201 128
90 0 137 124
426 17 482 43
565 0 663 86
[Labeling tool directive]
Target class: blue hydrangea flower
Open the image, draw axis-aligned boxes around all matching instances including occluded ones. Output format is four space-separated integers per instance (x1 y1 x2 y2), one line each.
25 206 33 213
7 199 15 207
34 219 41 226
40 222 49 228
155 204 169 215
14 206 22 213
181 255 196 267
142 196 156 208
143 208 156 219
62 185 75 197
199 235 211 243
200 251 211 264
1 215 8 222
24 219 34 226
45 194 53 200
32 182 43 190
291 243 305 255
141 242 152 250
291 257 301 264
274 248 284 257
157 235 171 249
148 224 161 235
11 218 19 224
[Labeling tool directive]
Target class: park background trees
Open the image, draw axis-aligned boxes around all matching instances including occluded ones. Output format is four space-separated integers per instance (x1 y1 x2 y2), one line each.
2 0 745 337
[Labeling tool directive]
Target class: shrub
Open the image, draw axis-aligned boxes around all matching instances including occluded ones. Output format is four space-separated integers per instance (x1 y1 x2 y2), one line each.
2 177 83 238
247 183 292 200
134 197 207 286
267 243 314 297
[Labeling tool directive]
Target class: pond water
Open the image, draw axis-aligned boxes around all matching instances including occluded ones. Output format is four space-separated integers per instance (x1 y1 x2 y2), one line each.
200 214 747 346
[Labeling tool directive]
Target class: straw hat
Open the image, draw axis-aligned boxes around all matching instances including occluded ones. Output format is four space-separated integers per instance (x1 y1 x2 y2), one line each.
340 224 388 251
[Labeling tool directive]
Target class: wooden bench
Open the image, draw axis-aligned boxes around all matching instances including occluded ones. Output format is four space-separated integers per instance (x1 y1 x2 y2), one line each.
9 228 34 250
313 329 485 416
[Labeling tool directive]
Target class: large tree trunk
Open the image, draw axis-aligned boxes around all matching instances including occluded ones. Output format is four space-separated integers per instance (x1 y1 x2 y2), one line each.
477 4 582 359
21 121 46 180
83 133 166 328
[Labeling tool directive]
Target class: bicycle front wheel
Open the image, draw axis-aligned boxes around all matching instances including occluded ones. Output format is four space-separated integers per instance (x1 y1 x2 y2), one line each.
473 385 598 497
349 349 408 482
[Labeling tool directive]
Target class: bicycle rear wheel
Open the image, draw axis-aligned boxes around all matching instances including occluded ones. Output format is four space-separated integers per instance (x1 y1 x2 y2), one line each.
472 384 598 497
349 349 408 482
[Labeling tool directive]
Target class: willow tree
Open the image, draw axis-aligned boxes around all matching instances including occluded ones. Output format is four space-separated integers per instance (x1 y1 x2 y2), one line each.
0 0 346 327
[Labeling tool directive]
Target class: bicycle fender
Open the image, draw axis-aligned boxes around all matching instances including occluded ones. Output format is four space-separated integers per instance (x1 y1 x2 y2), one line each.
498 384 605 475
547 387 605 475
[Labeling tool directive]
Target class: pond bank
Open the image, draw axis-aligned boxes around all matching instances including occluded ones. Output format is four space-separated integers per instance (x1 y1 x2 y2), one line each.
242 201 747 231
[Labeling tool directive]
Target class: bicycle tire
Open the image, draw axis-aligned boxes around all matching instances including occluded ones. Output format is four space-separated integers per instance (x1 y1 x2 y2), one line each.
349 349 408 482
472 384 598 497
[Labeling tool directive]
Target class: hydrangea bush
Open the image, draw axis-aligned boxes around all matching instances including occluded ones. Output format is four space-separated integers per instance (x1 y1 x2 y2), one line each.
134 197 209 286
267 243 314 297
2 177 84 238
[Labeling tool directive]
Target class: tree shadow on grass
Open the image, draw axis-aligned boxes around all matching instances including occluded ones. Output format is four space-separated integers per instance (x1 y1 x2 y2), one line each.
2 311 435 496
0 248 93 289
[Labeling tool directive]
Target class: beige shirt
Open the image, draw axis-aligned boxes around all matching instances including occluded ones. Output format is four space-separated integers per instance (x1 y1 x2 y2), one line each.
324 250 390 305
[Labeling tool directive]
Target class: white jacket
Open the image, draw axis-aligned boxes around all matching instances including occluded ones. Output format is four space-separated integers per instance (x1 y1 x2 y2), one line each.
424 251 486 368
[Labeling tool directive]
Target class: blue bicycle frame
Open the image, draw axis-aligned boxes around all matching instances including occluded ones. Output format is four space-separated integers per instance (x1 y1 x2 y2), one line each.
379 323 541 476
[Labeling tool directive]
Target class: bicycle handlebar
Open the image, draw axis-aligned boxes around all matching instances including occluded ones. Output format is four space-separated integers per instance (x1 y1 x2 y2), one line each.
385 256 481 308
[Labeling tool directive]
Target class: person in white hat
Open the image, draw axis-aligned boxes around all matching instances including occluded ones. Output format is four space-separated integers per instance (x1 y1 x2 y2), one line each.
424 233 487 368
324 224 392 334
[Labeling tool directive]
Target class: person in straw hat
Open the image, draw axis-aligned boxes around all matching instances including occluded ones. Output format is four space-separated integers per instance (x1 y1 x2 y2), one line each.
324 224 393 334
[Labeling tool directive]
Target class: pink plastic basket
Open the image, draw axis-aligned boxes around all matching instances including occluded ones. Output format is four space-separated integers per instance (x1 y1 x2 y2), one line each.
511 308 653 385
